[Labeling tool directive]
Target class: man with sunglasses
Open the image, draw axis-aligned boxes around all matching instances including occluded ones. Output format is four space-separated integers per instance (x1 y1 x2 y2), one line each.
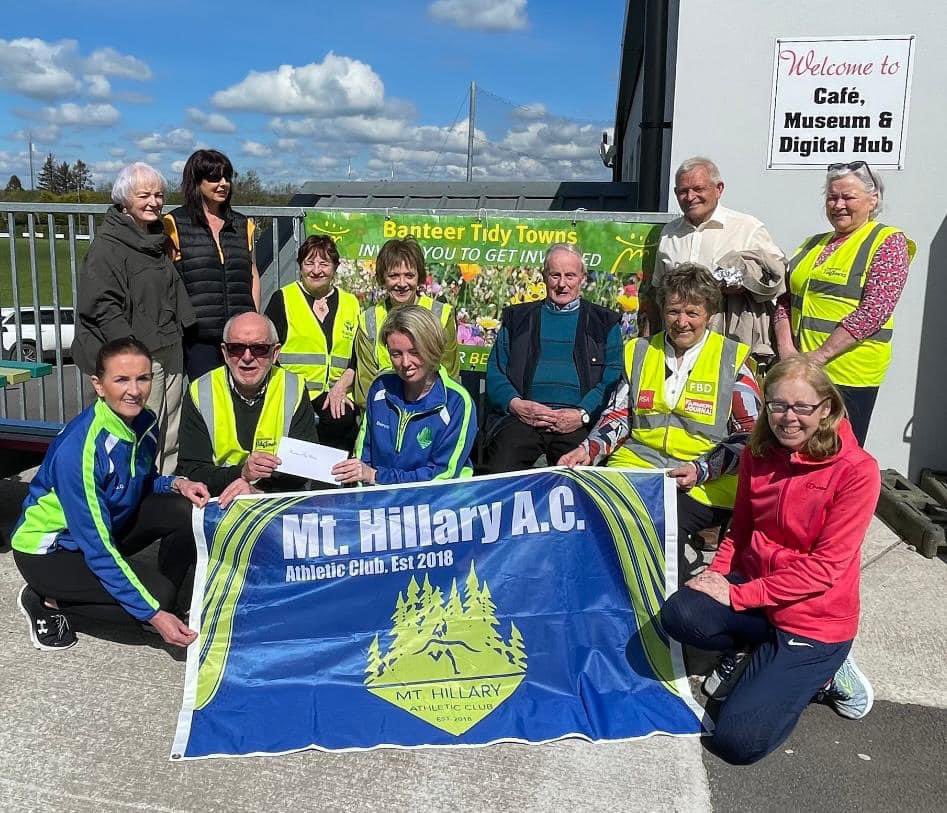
176 312 319 506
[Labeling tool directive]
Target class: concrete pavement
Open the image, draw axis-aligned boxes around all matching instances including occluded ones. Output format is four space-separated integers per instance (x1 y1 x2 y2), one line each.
0 472 944 812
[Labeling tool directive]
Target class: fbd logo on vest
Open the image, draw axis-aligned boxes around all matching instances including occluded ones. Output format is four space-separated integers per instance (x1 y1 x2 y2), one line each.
364 563 527 735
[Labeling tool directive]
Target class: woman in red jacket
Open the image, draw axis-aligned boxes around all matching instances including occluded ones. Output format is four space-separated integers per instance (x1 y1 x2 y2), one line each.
660 356 880 765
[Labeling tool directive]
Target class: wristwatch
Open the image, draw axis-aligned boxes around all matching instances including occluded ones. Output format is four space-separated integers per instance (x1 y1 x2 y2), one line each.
580 409 590 426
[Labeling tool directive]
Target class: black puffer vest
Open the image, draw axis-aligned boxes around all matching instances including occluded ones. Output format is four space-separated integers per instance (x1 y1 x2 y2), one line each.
169 206 254 342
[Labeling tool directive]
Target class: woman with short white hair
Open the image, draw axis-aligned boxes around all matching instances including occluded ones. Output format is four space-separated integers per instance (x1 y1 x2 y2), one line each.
73 162 195 474
774 161 915 445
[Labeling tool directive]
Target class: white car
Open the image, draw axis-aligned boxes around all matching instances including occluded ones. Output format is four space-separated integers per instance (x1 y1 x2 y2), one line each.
1 307 75 363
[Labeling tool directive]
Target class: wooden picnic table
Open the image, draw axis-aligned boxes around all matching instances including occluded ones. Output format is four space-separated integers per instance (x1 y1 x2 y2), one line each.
0 359 52 388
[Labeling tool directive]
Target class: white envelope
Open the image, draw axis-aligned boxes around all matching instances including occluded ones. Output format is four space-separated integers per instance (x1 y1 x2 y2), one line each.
275 436 348 485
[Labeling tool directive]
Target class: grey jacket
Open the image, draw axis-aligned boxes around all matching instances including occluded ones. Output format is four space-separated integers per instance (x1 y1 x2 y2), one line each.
73 206 195 374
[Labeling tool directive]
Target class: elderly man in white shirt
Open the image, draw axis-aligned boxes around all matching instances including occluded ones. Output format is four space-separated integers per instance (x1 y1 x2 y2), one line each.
643 157 786 358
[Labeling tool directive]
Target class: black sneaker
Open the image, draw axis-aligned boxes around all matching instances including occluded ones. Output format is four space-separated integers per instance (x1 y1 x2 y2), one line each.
17 585 77 651
702 650 749 700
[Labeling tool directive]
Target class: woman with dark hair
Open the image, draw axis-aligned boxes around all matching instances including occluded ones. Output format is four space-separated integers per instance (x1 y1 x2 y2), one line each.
353 237 459 406
164 149 261 380
660 356 879 765
12 338 209 651
264 234 360 451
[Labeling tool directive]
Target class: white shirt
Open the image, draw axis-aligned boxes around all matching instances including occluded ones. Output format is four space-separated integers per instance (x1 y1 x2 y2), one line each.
663 329 711 408
654 204 784 291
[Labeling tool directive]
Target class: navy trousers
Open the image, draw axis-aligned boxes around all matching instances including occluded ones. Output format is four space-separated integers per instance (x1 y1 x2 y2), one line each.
661 584 851 765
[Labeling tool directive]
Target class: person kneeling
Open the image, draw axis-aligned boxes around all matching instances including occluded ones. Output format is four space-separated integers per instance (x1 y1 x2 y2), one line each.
660 357 878 765
12 338 209 651
332 306 476 486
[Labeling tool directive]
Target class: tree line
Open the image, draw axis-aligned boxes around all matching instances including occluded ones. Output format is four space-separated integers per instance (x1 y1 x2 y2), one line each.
3 157 299 206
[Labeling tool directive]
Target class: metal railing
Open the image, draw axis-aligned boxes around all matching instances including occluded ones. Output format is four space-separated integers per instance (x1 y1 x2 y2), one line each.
0 203 311 425
1 201 672 425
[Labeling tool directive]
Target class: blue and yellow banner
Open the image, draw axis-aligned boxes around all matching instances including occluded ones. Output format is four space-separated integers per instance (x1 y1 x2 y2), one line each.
171 468 705 759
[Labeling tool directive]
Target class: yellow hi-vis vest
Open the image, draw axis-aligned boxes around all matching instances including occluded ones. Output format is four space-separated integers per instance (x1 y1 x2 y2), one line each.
789 221 915 388
609 331 750 509
359 295 452 372
189 366 304 466
278 283 359 399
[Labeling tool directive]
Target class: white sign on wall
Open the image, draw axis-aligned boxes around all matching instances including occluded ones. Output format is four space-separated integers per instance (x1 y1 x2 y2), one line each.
767 36 915 170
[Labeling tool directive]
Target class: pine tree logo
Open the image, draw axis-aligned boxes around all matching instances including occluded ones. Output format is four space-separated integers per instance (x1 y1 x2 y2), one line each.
364 562 527 735
416 426 433 449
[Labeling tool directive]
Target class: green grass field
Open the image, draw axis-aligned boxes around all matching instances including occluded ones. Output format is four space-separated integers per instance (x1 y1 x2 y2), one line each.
0 237 89 308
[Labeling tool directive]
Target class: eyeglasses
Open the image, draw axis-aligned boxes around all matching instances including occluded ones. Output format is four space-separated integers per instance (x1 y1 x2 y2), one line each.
827 161 878 190
223 342 274 359
765 398 830 416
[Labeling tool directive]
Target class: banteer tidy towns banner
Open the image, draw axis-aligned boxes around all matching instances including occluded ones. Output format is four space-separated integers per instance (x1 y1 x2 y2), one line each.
304 211 666 370
171 468 705 759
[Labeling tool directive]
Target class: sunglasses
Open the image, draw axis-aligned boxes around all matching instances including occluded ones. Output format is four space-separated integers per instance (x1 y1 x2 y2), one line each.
223 342 274 359
827 161 878 189
765 398 830 416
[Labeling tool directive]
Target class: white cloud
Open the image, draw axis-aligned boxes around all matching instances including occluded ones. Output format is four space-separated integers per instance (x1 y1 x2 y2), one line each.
212 53 385 115
276 138 298 150
135 128 195 153
39 103 120 127
0 38 151 102
428 0 527 31
109 146 127 157
511 102 547 121
186 107 237 134
84 74 112 99
0 38 82 100
13 125 61 144
242 140 272 157
171 159 187 173
84 47 152 80
91 158 127 179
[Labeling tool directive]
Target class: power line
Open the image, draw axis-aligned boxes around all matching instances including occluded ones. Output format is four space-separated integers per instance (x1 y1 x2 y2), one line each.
427 91 470 180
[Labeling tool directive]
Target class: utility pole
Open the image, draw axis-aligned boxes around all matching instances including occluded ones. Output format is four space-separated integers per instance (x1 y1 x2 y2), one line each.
466 81 477 182
28 132 35 190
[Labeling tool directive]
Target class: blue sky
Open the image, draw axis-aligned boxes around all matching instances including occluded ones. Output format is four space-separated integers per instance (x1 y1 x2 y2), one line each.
0 0 626 188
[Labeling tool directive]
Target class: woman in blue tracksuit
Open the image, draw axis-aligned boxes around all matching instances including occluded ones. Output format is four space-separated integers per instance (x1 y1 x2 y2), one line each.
12 338 209 651
332 305 476 485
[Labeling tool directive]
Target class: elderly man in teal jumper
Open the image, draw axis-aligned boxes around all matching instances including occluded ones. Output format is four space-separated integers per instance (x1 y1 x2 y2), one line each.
483 243 623 473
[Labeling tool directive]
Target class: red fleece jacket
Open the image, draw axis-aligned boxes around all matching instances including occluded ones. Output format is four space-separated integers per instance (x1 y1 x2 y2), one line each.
709 419 880 643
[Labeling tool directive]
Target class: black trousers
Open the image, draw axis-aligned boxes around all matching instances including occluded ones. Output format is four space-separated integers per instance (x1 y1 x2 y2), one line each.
482 417 588 474
836 385 878 447
14 493 196 625
311 392 359 453
661 582 850 765
675 491 731 582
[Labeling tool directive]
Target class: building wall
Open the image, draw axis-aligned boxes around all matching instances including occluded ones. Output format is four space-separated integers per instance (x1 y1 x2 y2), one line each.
665 1 946 475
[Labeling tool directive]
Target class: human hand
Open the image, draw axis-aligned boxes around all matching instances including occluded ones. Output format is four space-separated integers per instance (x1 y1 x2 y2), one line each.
241 451 281 481
509 397 557 429
668 461 699 490
332 458 376 485
218 477 261 508
149 610 197 647
326 382 354 419
558 446 591 468
804 349 827 366
173 477 210 508
687 571 731 606
549 407 584 434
